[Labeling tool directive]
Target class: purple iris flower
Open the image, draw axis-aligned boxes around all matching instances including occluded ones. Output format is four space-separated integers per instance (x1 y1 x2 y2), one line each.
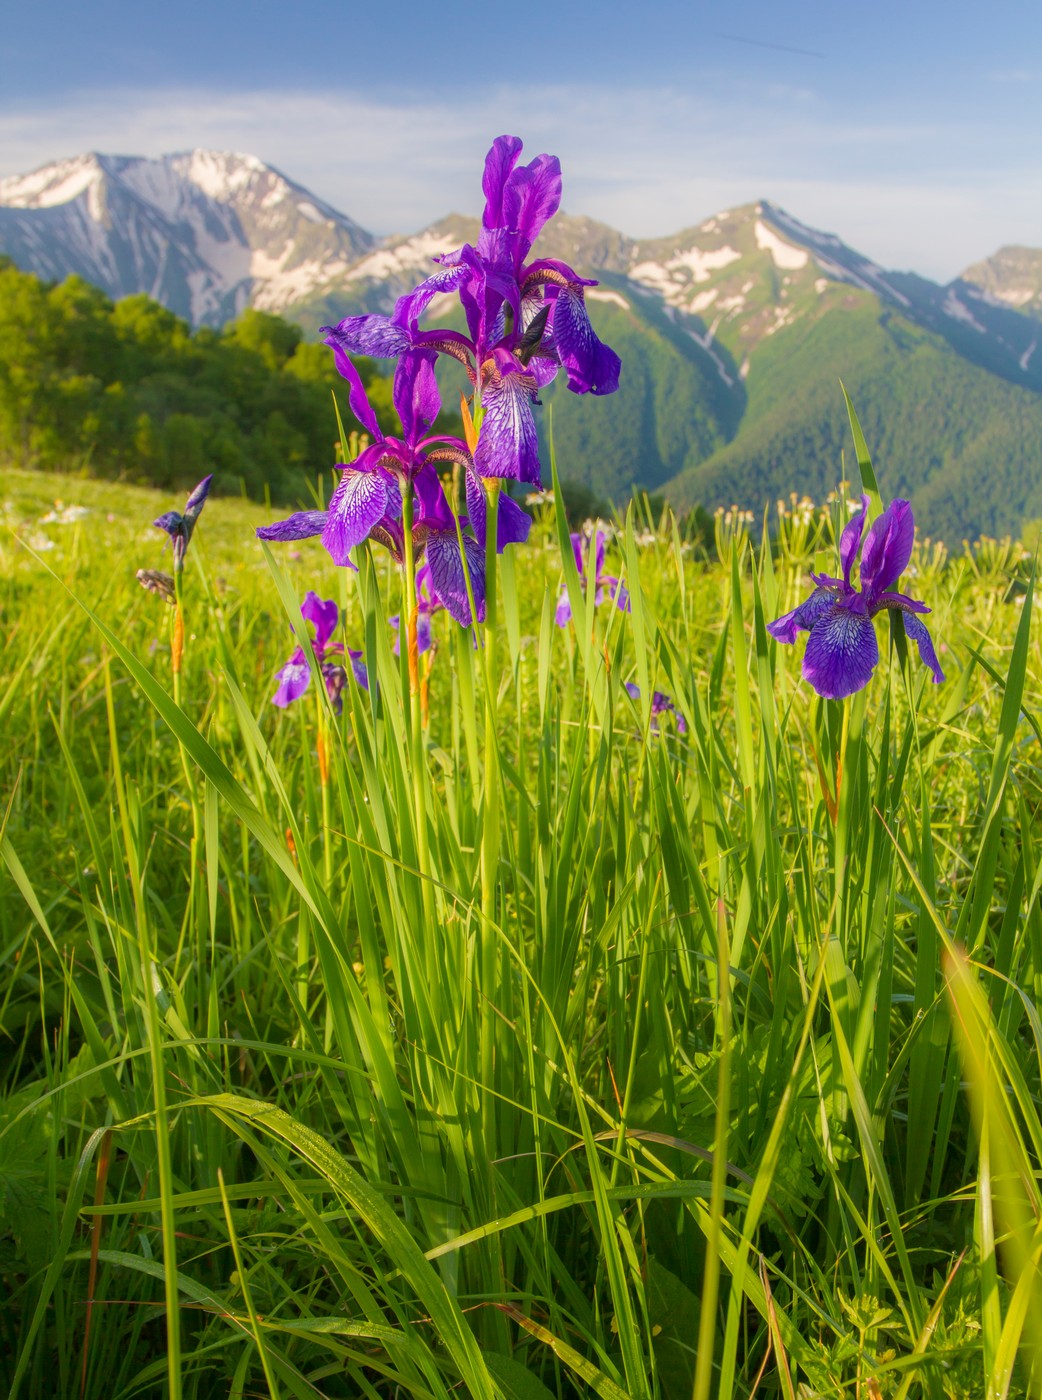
555 528 631 627
768 495 945 700
154 474 213 568
257 350 448 565
273 591 364 714
317 135 620 486
623 682 687 734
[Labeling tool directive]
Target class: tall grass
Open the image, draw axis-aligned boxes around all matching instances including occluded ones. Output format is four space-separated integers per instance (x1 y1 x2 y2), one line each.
1 456 1041 1399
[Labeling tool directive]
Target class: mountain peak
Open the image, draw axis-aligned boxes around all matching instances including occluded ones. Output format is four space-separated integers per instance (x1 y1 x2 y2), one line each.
0 148 374 325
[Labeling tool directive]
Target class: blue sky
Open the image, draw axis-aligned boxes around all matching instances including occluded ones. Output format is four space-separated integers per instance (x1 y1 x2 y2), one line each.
3 0 1040 280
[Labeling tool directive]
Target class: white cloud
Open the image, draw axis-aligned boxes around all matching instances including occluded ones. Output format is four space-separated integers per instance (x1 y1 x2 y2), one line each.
0 81 1038 282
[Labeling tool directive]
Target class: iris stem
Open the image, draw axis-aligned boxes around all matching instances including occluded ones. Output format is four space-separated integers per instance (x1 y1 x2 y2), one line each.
401 482 434 925
480 479 502 1148
171 565 204 990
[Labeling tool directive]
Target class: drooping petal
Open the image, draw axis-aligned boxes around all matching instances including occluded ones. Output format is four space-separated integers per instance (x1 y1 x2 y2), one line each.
322 315 413 360
300 591 339 653
273 648 311 707
550 284 621 396
859 499 915 601
322 470 389 566
601 575 631 613
395 260 475 329
873 589 931 615
257 510 329 542
465 470 532 551
320 334 382 438
554 589 573 628
425 531 486 626
153 509 184 537
347 648 370 691
839 494 869 587
474 353 541 484
900 613 945 684
767 586 838 643
802 606 879 700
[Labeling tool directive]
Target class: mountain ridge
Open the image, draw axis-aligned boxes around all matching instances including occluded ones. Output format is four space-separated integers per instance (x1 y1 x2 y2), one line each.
2 148 1041 542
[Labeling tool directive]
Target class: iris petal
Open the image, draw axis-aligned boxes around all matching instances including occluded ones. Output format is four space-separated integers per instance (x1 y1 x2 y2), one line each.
322 471 389 566
482 135 524 228
839 495 869 586
474 361 541 484
300 591 339 652
393 351 440 446
767 586 837 643
859 499 915 599
901 613 945 684
551 285 621 396
425 532 486 626
322 315 412 360
503 153 562 258
273 650 311 707
802 606 879 699
256 510 328 542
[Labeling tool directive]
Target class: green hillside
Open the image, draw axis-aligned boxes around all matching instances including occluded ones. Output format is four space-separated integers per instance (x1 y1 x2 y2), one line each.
663 295 1042 542
538 288 743 498
0 261 399 501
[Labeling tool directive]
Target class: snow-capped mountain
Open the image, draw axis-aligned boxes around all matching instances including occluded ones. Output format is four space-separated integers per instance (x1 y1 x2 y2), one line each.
3 148 1041 541
0 150 373 326
3 148 1037 393
281 194 1042 397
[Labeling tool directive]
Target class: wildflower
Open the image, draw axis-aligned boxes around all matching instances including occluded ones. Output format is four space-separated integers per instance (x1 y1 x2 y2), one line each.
136 569 176 605
318 134 620 487
555 527 630 626
623 682 687 734
153 474 213 569
768 495 944 699
273 591 363 713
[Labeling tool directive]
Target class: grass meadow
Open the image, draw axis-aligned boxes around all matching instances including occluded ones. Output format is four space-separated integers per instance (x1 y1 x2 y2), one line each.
2 441 1041 1399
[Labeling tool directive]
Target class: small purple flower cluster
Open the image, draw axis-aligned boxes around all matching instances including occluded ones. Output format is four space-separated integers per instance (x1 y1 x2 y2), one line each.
624 682 687 734
556 527 630 627
273 591 367 714
768 495 944 699
257 135 621 627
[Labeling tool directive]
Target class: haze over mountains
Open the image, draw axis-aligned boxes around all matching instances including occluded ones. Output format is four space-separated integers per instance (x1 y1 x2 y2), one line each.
2 148 1041 543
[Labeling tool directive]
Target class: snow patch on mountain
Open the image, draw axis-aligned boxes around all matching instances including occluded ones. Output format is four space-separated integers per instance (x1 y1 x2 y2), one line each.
754 221 807 270
667 244 742 281
0 155 99 208
943 289 986 332
586 288 630 310
346 231 459 284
